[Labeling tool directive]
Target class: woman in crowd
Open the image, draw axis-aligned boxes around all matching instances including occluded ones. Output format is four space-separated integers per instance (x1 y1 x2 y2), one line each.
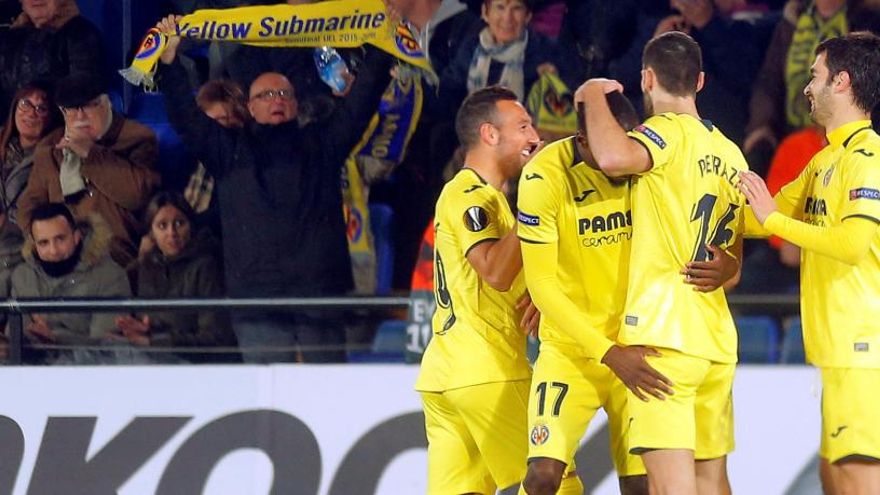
0 81 61 224
115 191 237 363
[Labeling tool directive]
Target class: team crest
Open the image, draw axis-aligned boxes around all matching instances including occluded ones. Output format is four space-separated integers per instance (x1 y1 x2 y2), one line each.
134 28 164 60
823 167 834 187
344 205 364 242
542 86 573 117
463 206 489 232
394 23 424 58
530 424 550 446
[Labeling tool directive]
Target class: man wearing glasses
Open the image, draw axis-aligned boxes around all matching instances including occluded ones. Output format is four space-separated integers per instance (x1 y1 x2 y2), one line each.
155 15 392 363
18 73 159 269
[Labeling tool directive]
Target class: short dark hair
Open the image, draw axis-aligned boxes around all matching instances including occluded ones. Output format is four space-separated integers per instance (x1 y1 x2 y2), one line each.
455 86 519 150
143 191 197 236
576 91 641 136
29 203 77 234
816 32 880 115
642 31 702 97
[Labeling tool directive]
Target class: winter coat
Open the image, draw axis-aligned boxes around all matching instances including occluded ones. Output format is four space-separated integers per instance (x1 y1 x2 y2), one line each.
0 219 23 328
136 233 237 362
0 132 35 224
10 214 131 345
158 48 391 297
18 112 160 267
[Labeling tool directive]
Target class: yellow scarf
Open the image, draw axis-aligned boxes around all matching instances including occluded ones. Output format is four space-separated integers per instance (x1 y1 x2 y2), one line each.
121 0 435 88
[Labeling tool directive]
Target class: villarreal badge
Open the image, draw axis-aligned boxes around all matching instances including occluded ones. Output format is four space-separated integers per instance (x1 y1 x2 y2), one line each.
530 424 550 446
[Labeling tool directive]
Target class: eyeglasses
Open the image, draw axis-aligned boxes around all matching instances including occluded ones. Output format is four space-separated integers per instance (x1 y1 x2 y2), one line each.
17 99 50 116
59 98 104 115
251 89 294 101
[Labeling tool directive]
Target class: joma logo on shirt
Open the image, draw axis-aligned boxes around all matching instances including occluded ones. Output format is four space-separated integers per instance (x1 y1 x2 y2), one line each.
804 197 827 216
578 210 631 234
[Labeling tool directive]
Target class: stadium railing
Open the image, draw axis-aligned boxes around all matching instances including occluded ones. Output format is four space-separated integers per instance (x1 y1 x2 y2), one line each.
0 294 799 366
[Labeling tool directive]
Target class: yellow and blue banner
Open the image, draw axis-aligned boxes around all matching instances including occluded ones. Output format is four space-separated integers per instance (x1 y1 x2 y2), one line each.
121 0 435 88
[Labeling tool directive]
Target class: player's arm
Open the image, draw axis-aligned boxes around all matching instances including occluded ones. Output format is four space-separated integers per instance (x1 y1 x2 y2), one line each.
466 227 522 292
682 243 742 292
575 80 652 177
739 170 879 265
521 241 614 358
743 163 807 238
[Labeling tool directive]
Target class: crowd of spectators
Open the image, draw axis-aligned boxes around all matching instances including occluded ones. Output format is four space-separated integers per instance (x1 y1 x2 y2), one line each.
0 0 878 364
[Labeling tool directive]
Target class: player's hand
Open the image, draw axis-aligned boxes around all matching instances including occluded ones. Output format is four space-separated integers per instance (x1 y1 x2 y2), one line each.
516 294 540 339
682 245 739 292
575 78 625 106
156 15 183 65
738 171 777 224
601 345 674 401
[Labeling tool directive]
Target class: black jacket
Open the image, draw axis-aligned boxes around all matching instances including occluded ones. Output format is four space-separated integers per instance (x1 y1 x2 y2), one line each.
159 49 391 297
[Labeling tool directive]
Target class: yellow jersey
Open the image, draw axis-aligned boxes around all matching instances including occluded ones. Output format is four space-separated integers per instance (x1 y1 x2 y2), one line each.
415 168 531 392
517 137 631 353
622 113 748 363
777 120 880 368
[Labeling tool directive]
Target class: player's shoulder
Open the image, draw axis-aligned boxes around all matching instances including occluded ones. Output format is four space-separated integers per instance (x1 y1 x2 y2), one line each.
440 169 492 201
711 127 750 171
843 128 880 163
630 113 681 147
523 137 576 179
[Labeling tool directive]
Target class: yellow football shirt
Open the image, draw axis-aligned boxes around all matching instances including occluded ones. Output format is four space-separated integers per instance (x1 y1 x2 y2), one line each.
622 113 748 363
517 137 631 354
415 168 531 392
777 120 880 368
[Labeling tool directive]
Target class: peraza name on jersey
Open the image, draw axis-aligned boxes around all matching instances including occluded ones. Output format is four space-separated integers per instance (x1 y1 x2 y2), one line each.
697 154 740 185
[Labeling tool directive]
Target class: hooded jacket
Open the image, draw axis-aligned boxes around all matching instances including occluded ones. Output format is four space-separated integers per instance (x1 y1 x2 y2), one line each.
137 231 237 362
10 214 131 345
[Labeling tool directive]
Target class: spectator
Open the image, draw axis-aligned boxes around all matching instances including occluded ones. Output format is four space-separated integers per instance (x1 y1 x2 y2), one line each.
18 73 160 269
0 201 23 330
115 191 237 363
744 0 880 175
10 203 130 364
0 81 61 224
438 0 580 111
184 79 249 236
155 15 392 363
652 0 779 145
0 0 104 121
377 0 481 290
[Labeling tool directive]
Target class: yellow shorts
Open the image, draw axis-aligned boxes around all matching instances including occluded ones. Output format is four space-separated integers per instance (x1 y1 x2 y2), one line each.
627 348 735 459
421 380 530 495
527 344 645 477
820 367 880 463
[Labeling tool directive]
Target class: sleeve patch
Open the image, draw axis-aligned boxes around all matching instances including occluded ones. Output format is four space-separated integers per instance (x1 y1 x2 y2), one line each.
849 188 880 201
463 206 490 232
634 124 666 149
517 211 540 226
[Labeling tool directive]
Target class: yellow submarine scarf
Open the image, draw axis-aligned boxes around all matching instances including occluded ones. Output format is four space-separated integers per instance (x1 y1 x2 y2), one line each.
121 0 434 88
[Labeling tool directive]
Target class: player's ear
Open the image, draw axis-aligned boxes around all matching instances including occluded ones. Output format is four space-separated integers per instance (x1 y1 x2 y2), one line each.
833 71 851 93
696 71 705 94
641 68 652 93
479 121 498 146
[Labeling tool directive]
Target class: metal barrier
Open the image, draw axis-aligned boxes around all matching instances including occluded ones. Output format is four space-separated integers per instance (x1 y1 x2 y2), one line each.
0 294 799 365
1 296 410 365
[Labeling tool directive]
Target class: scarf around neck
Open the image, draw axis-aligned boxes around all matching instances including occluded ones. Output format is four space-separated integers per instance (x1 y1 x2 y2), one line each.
467 28 528 100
